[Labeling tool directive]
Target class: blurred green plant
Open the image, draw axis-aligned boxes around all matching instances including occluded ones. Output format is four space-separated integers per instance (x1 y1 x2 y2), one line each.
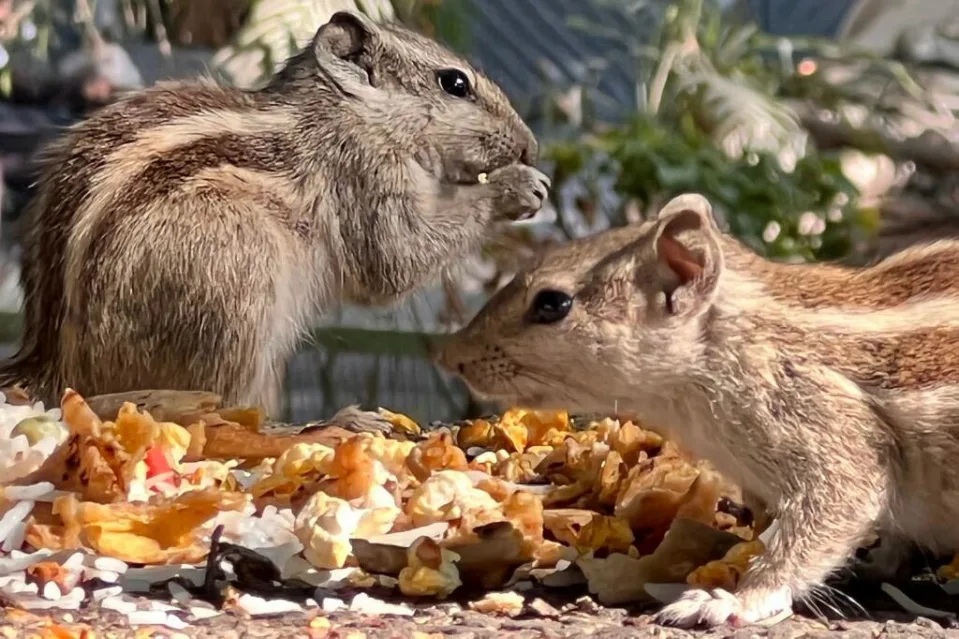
538 0 934 262
591 115 862 260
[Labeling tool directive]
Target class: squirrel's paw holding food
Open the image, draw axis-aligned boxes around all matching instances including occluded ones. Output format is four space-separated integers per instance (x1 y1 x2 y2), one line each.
327 404 394 436
488 164 551 221
654 586 792 629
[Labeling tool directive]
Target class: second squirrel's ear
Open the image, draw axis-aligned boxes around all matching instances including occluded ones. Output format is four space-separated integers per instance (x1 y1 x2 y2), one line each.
314 11 379 60
648 193 724 318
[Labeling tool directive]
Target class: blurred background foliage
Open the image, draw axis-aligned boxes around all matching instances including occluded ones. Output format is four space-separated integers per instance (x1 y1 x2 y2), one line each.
2 0 959 420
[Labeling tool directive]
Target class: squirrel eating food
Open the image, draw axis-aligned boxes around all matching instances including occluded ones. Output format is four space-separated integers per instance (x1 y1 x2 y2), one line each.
0 11 549 428
437 193 959 627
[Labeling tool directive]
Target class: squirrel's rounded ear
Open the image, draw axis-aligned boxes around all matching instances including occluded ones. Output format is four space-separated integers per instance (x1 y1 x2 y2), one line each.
650 193 724 317
654 193 719 230
314 11 379 60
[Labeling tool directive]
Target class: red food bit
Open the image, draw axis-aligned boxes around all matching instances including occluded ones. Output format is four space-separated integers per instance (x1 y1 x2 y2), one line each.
143 445 180 490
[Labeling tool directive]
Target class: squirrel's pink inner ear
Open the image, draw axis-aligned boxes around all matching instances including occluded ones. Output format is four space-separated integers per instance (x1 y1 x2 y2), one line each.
657 233 702 284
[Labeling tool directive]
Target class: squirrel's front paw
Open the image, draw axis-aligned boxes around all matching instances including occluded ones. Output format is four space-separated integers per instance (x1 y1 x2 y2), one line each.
488 164 551 220
654 587 792 629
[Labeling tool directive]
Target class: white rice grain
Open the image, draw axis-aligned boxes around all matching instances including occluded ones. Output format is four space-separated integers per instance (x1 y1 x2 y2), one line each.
0 500 34 548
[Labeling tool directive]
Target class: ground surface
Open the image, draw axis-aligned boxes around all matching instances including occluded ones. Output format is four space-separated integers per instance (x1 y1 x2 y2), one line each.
5 597 959 639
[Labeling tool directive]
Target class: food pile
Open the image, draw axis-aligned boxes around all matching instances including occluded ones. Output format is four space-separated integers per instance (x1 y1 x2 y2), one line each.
6 386 936 635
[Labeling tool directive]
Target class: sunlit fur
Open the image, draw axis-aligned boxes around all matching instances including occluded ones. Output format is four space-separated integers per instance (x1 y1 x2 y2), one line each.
0 11 540 418
439 193 959 627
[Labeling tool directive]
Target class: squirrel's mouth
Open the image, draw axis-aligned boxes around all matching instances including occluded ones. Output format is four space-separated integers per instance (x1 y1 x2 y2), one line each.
441 160 496 186
446 171 490 187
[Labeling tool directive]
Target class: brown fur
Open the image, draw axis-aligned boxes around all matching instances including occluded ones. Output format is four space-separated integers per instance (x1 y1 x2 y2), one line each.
2 11 549 420
437 193 959 627
727 235 959 309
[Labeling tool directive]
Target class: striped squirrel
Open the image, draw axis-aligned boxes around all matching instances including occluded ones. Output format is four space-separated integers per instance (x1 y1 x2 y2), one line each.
1 11 548 429
437 193 959 627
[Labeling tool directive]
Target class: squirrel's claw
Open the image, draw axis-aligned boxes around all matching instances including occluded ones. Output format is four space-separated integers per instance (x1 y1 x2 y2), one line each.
654 587 792 629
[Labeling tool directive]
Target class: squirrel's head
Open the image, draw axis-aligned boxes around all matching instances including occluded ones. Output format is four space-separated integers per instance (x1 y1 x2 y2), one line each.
434 194 727 413
273 11 537 185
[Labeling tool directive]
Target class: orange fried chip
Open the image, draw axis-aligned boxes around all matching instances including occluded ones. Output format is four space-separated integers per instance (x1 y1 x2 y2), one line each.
520 410 570 447
491 448 551 484
501 491 552 561
320 436 377 501
687 539 764 590
576 515 634 555
14 391 192 503
26 489 248 564
407 432 468 483
939 554 959 581
378 408 422 436
490 410 529 453
61 388 104 437
595 450 626 508
217 406 266 431
13 431 125 503
456 419 497 450
457 409 562 455
608 420 662 465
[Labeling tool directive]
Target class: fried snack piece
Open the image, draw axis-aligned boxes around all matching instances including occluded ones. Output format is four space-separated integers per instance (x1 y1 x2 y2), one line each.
295 492 371 569
378 408 422 436
398 537 462 598
406 432 468 483
457 409 569 454
407 470 500 527
686 539 765 590
25 489 248 564
13 391 197 503
938 554 959 581
197 422 358 462
249 442 336 505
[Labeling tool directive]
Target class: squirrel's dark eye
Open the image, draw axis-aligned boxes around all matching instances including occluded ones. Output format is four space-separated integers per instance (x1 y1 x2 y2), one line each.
437 68 471 98
528 290 573 325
